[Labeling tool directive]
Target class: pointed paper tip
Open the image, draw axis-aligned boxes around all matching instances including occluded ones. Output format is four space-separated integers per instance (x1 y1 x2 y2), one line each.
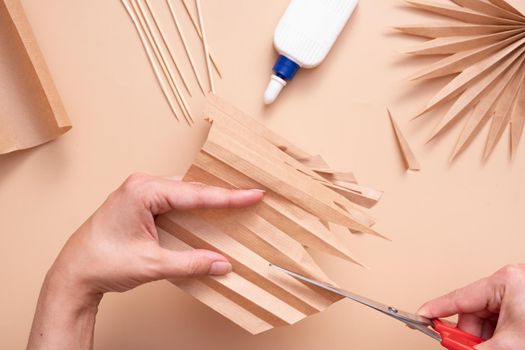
425 131 438 144
411 106 429 120
511 140 519 159
426 119 450 143
368 228 391 241
483 132 500 160
353 259 370 270
482 145 493 161
450 135 470 161
449 147 461 162
392 26 406 34
387 108 393 119
408 72 424 81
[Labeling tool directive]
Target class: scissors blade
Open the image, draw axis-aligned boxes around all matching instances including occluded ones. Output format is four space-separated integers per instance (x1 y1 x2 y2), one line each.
270 264 431 327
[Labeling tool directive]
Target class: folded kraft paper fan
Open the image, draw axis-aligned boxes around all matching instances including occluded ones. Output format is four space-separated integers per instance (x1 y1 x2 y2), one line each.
156 96 385 334
397 0 525 160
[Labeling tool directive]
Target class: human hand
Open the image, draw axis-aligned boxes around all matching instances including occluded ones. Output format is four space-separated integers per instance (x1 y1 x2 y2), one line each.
418 264 525 349
28 173 264 350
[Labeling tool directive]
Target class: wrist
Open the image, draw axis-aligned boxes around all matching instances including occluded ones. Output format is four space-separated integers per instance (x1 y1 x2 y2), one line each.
27 267 102 349
44 264 103 313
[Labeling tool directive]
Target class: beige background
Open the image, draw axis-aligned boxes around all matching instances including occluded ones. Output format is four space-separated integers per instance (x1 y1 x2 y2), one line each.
1 0 524 349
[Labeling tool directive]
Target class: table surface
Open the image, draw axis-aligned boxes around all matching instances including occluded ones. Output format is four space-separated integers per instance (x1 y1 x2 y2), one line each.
1 1 524 349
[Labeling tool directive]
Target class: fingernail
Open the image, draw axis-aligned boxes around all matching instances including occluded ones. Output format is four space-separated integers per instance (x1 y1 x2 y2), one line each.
208 261 232 275
250 189 266 194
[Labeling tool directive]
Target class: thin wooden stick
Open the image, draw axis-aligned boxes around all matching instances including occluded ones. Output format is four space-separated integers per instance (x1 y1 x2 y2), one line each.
143 0 193 97
195 0 215 93
121 0 180 121
137 0 192 123
166 0 206 94
388 109 421 171
181 0 222 78
133 0 193 125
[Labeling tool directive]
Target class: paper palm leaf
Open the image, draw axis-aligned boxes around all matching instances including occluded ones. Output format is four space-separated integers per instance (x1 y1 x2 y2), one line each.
397 0 525 159
156 96 384 334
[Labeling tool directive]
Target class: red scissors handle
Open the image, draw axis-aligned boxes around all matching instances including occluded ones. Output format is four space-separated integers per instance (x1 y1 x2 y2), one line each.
433 319 484 350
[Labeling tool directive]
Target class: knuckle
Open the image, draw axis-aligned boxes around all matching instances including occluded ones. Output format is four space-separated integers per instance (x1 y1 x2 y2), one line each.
496 264 525 283
119 173 152 199
123 173 150 189
192 183 209 207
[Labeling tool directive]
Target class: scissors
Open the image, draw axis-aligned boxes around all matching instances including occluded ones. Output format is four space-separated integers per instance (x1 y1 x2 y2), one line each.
270 264 484 350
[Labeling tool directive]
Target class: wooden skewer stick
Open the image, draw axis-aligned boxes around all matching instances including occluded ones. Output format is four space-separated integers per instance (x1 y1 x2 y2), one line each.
166 0 206 94
388 109 421 171
133 0 193 125
136 0 192 123
143 0 193 97
121 0 180 121
195 0 215 93
181 0 222 78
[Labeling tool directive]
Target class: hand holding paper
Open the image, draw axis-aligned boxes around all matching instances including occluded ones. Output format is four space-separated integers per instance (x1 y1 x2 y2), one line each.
27 174 264 350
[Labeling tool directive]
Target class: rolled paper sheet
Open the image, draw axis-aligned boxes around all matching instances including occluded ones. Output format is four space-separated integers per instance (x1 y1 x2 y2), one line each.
0 0 70 155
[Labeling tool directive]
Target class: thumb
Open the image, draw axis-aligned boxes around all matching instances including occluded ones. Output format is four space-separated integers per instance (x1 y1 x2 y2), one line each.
157 248 232 279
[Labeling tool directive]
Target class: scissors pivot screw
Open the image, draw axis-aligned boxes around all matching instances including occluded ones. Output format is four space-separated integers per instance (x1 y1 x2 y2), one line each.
388 306 398 314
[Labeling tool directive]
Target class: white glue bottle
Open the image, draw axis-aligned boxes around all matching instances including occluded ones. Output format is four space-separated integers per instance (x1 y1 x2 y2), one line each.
264 0 359 105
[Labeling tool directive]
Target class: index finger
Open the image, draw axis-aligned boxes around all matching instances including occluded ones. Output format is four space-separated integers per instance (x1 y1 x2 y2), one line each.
150 178 265 214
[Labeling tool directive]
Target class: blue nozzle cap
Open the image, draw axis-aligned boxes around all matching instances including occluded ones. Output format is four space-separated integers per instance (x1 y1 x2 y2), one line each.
273 55 300 81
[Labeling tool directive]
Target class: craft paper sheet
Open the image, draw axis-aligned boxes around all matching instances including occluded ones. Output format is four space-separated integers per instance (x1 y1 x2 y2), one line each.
0 0 70 155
